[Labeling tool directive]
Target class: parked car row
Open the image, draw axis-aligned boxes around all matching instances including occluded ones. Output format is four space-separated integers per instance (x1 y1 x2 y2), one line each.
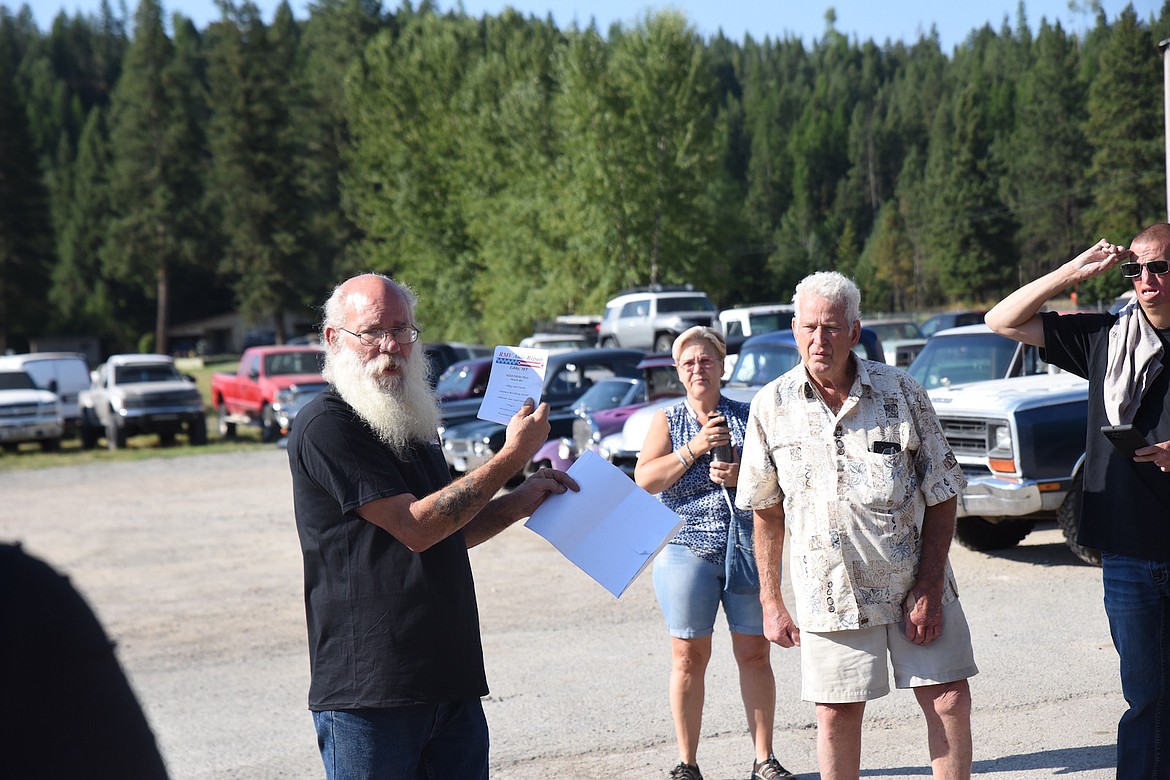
10 304 1089 568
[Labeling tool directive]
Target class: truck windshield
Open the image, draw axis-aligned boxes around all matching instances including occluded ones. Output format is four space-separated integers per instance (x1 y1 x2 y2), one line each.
115 365 182 384
908 331 1050 389
726 345 802 387
264 352 324 376
0 371 36 391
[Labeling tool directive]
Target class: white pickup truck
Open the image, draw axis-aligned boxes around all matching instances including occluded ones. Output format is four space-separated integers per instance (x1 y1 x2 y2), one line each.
80 354 207 450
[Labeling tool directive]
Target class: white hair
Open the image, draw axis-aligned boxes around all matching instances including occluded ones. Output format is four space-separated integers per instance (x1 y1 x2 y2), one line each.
792 271 861 326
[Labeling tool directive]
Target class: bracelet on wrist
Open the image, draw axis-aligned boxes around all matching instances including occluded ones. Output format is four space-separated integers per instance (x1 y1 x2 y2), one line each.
675 449 690 468
685 442 697 462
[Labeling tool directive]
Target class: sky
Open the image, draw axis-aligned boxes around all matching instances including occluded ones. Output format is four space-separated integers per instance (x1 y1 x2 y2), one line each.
13 0 1165 51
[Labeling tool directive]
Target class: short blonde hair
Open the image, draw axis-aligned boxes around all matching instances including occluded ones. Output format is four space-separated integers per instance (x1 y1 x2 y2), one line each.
672 326 726 362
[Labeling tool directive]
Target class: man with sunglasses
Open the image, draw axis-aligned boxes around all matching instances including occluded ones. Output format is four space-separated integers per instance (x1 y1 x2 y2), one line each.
987 224 1170 779
288 273 578 778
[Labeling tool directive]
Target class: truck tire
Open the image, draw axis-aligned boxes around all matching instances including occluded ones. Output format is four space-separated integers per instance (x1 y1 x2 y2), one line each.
654 333 675 353
1057 474 1102 566
80 419 99 450
954 516 1034 551
41 437 61 453
106 418 126 450
217 405 237 440
189 416 208 446
260 405 280 443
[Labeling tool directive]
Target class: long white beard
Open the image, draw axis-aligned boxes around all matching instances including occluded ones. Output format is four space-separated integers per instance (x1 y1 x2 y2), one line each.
323 346 441 456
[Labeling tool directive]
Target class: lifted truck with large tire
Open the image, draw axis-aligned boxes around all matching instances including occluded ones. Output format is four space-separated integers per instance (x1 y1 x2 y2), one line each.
909 324 1098 564
79 354 207 450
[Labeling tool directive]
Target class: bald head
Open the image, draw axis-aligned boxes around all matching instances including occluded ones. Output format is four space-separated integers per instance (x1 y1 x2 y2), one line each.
322 274 417 346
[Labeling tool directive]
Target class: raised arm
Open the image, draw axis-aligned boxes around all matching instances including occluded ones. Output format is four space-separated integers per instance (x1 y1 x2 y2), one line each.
356 399 559 552
985 239 1129 346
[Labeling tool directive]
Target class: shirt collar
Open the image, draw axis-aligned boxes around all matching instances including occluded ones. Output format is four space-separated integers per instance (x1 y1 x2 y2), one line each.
800 352 867 399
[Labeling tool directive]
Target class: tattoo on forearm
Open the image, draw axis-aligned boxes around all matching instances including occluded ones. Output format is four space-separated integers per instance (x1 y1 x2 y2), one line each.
434 479 478 524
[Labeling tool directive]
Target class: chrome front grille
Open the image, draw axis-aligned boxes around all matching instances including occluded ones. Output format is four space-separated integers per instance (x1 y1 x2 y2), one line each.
0 403 43 418
937 417 991 458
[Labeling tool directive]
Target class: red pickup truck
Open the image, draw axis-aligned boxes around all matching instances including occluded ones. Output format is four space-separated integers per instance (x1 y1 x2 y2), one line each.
210 346 325 441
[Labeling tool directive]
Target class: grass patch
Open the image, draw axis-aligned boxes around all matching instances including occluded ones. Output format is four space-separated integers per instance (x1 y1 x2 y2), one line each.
0 435 277 472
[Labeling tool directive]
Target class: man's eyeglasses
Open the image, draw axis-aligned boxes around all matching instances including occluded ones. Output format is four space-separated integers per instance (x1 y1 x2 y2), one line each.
1120 260 1170 278
339 326 421 346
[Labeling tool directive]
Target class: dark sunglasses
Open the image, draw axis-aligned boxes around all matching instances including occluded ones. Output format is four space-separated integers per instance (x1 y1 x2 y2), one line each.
1120 260 1170 278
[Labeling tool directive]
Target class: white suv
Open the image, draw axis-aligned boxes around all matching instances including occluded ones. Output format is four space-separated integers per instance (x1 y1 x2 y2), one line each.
597 287 718 352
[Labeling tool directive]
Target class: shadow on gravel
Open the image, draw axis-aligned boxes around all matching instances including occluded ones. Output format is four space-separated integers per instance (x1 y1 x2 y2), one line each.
973 743 1115 774
993 540 1094 568
855 743 1114 776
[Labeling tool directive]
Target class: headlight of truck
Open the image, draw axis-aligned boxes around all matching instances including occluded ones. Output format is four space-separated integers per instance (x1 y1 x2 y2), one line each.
986 422 1017 474
988 423 1013 456
275 388 294 406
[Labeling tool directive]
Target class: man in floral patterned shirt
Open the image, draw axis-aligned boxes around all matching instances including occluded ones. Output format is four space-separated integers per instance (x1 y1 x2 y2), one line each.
735 271 977 780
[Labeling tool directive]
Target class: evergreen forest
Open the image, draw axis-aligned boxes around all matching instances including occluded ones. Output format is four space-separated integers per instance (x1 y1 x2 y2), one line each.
2 0 1169 354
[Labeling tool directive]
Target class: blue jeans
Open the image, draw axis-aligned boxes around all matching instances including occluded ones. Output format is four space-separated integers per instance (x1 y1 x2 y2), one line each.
1102 553 1170 780
313 700 489 779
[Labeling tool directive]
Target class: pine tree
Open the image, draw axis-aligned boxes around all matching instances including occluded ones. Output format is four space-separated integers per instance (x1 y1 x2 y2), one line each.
206 0 313 343
997 20 1090 290
0 12 54 352
103 0 206 353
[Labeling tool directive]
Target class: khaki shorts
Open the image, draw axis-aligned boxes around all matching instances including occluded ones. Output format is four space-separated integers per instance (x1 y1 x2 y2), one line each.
800 599 978 703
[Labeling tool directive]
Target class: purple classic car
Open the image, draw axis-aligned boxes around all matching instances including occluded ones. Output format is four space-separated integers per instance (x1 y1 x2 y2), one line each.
525 353 682 475
434 357 493 402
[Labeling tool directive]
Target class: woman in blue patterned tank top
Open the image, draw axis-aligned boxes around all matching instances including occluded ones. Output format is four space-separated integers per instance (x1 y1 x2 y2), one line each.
635 327 795 780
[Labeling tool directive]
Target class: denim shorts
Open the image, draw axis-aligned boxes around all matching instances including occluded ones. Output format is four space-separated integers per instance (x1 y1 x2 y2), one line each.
652 542 764 638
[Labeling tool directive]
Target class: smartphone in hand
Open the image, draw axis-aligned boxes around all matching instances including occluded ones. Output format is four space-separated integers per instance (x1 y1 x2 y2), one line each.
1101 424 1150 458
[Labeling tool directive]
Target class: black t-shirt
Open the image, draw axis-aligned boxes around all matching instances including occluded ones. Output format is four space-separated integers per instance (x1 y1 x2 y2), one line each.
1042 311 1170 562
288 389 488 710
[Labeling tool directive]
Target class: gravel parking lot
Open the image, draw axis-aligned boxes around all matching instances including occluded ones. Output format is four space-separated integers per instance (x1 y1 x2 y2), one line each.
1 450 1122 779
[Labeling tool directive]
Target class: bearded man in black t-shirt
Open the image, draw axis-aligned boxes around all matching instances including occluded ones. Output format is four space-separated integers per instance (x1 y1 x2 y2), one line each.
987 224 1170 780
288 273 577 779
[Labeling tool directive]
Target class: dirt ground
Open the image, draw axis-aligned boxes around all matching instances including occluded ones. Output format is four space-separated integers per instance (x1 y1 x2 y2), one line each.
0 449 1123 779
